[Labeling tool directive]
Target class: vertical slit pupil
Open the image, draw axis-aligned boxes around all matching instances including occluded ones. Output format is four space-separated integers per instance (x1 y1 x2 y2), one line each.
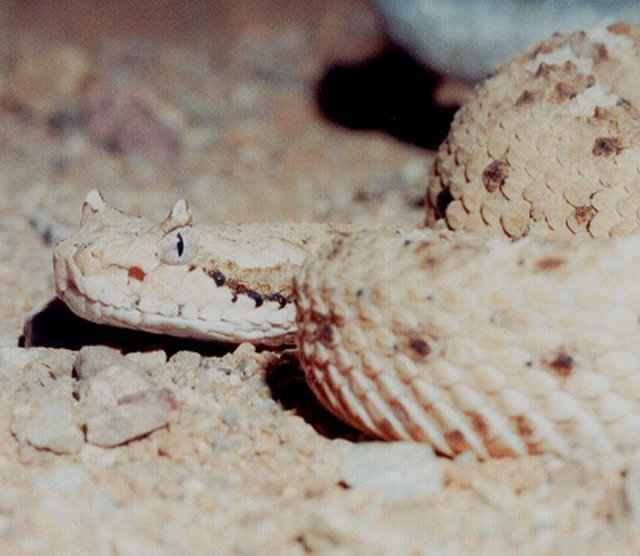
176 232 184 257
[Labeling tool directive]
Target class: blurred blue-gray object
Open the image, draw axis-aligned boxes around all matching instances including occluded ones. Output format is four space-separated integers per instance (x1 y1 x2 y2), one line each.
370 0 640 80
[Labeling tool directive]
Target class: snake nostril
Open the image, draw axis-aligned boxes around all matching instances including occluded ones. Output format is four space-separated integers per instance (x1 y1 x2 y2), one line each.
128 267 146 281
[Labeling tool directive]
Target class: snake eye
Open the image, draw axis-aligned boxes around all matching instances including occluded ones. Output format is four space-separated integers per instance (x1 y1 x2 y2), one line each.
160 226 196 264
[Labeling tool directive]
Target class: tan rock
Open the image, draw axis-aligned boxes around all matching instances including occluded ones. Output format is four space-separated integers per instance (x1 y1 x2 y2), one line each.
8 44 90 119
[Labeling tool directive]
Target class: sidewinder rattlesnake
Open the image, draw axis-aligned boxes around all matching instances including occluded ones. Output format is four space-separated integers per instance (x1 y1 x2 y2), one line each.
54 24 640 459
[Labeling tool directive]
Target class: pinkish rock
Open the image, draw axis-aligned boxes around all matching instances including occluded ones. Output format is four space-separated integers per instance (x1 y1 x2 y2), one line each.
8 44 90 119
81 83 182 158
85 402 170 447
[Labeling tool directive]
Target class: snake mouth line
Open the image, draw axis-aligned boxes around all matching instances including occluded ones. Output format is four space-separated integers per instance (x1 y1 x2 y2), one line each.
127 262 294 310
59 283 297 344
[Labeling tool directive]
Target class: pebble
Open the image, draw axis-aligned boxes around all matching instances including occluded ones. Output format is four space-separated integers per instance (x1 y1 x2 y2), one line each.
24 350 76 381
339 441 443 500
169 350 202 371
74 346 174 447
85 401 170 448
74 345 129 379
8 44 90 118
125 349 167 371
81 83 183 158
370 0 640 80
79 362 156 408
0 347 50 369
23 405 84 454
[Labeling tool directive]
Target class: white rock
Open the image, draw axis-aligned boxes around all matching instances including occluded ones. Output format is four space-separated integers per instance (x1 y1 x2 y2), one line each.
85 402 169 447
340 441 443 500
24 405 84 454
80 364 155 408
74 345 127 379
126 349 167 370
0 347 50 368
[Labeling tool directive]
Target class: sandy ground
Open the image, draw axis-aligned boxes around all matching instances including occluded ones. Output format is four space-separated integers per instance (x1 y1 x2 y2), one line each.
2 1 640 554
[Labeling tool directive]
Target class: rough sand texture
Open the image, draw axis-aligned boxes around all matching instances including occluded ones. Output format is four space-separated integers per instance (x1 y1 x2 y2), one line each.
2 1 640 554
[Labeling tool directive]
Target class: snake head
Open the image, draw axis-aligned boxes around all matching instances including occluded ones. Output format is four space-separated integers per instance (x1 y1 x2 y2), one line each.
53 191 199 327
52 191 307 344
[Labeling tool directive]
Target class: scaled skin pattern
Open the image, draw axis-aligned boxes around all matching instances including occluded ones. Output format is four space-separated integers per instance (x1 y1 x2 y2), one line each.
370 0 640 80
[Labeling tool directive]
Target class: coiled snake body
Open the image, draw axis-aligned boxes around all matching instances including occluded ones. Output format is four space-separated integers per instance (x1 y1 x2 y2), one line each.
54 25 640 459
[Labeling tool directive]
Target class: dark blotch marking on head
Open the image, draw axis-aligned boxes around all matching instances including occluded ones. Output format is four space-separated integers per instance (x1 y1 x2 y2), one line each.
593 136 624 157
246 289 263 307
233 283 263 308
265 292 290 309
214 272 291 309
209 269 226 286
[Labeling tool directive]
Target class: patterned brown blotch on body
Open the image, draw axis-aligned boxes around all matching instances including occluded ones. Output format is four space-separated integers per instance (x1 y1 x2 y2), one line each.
544 351 575 377
535 257 566 271
482 159 509 193
592 136 624 157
